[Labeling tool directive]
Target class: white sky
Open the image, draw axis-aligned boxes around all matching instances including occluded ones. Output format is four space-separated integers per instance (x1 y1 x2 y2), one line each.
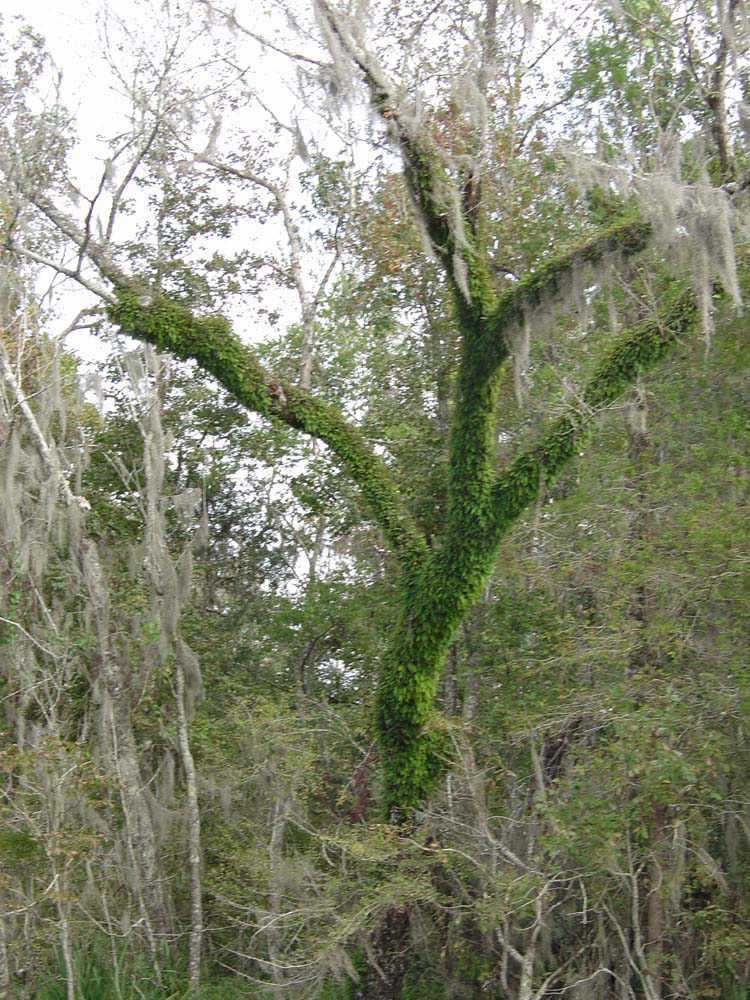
3 0 306 358
2 0 576 361
4 2 126 354
5 0 106 120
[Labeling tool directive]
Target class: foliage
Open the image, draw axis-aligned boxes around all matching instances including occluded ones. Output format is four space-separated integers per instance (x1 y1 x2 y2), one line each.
1 1 750 998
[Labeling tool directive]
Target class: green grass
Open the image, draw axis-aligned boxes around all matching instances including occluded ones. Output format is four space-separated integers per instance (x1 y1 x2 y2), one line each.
35 947 253 1000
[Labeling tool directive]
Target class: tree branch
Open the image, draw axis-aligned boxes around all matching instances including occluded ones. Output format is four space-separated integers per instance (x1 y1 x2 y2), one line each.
24 182 423 567
107 288 428 568
374 282 698 811
192 148 332 389
29 192 129 288
486 214 653 369
488 283 697 535
0 338 91 514
315 1 458 273
439 212 653 593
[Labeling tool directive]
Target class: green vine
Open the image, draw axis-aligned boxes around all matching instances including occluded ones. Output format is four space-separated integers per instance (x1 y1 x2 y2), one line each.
107 228 698 820
376 283 698 813
107 289 427 568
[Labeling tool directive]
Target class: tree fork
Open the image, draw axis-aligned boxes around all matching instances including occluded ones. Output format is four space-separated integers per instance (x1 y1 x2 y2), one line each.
106 278 699 818
376 284 699 813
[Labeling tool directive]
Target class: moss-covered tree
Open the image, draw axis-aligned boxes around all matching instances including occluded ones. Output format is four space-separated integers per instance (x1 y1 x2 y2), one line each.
3 0 748 994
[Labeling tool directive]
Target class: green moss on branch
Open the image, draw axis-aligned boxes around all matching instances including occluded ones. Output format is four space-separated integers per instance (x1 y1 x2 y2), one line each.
490 283 697 533
376 283 698 814
106 219 690 821
487 214 653 368
107 288 428 568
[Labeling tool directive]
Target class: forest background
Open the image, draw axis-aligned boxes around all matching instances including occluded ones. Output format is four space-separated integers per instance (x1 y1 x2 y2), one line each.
1 1 749 999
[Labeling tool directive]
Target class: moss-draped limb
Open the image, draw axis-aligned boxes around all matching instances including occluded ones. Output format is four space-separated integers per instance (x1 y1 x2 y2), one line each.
317 7 658 618
438 216 653 619
369 209 657 812
376 284 699 813
488 283 698 532
101 12 683 816
320 5 652 339
107 288 428 569
439 214 657 608
316 1 477 300
486 214 653 368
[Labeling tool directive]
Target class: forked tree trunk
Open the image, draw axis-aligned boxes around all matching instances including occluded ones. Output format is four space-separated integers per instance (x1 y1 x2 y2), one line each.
105 142 701 997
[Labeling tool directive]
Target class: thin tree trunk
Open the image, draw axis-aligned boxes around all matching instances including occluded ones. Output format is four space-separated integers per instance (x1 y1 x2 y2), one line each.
84 538 170 953
0 899 10 1000
106 678 171 944
296 512 327 710
358 905 411 1000
267 795 290 987
706 0 738 185
300 308 314 391
443 643 459 716
627 382 665 999
175 651 202 992
626 380 654 676
646 802 667 1000
54 872 76 1000
495 892 544 1000
462 670 481 724
21 909 32 1000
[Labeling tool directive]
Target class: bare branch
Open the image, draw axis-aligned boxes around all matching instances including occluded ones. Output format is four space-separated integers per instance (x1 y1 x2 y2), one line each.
0 337 91 514
106 121 162 242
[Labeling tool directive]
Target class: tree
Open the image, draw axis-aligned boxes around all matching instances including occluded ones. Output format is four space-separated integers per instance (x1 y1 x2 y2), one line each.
2 0 749 995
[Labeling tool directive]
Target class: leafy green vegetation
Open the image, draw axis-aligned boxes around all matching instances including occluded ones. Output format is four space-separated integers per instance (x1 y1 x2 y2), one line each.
1 1 749 998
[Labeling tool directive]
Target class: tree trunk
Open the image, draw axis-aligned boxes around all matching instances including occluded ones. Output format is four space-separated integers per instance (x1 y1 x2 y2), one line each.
267 791 291 988
462 670 481 724
627 383 666 999
54 871 76 1000
646 801 667 1000
175 650 203 992
0 899 10 1000
82 543 171 951
443 643 458 717
626 380 655 677
106 678 172 944
357 905 411 1000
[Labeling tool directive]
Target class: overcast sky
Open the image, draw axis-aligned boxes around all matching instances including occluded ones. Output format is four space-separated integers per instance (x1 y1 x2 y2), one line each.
5 0 134 169
4 2 132 353
6 0 103 99
3 0 313 359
